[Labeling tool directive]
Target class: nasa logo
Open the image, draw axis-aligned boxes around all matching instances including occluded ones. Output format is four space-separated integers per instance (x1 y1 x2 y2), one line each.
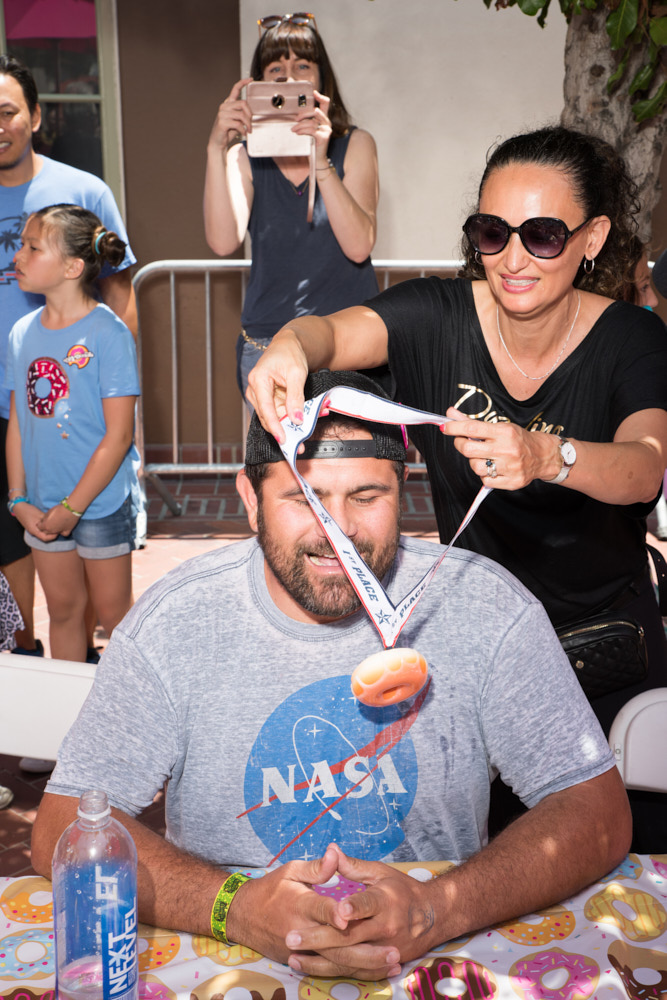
242 675 419 863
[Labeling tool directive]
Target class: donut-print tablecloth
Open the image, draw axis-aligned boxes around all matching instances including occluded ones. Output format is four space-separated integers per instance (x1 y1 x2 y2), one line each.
1 854 666 1000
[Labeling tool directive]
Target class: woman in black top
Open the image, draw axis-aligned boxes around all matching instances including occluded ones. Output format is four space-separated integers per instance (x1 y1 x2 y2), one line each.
247 125 667 849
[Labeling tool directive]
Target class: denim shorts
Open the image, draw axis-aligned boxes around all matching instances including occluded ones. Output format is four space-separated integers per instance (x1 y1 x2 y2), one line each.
25 494 137 559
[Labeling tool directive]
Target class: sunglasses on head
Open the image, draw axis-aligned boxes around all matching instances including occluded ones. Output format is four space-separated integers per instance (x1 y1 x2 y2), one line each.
257 12 318 35
463 213 590 260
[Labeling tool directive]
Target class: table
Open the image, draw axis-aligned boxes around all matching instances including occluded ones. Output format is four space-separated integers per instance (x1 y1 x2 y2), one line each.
1 855 666 1000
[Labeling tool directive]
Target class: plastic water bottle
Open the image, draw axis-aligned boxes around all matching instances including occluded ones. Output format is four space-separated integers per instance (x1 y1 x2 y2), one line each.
52 789 138 1000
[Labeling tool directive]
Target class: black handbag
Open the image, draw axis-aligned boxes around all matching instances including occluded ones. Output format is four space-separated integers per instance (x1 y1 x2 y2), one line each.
556 612 648 700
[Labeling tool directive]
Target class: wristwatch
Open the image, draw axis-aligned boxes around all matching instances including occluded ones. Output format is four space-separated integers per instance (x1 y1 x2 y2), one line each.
546 436 576 484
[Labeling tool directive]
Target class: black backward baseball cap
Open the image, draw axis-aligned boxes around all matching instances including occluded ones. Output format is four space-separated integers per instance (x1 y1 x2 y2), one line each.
245 369 407 466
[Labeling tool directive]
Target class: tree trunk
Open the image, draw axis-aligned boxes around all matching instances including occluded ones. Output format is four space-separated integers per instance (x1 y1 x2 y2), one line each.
562 8 667 240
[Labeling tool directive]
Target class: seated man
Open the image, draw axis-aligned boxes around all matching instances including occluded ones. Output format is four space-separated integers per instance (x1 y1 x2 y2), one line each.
32 369 631 981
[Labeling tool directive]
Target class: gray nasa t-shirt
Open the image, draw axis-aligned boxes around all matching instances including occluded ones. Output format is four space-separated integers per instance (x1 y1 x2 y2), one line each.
48 536 613 867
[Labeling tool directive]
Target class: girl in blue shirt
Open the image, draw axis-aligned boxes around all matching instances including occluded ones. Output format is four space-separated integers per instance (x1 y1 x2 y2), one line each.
5 204 140 661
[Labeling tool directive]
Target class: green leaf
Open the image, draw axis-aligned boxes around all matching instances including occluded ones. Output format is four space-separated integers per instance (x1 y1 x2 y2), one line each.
582 0 598 8
516 0 547 13
606 0 639 50
632 80 667 122
649 16 667 45
629 60 658 95
606 47 630 93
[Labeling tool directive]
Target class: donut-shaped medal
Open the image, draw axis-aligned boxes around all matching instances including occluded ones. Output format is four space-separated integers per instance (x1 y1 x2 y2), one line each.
351 648 428 707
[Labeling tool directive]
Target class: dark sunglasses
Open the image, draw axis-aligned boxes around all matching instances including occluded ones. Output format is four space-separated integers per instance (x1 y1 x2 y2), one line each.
463 213 590 260
257 12 318 35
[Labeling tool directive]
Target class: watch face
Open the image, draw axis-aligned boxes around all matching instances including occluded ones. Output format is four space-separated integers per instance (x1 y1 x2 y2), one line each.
561 441 576 466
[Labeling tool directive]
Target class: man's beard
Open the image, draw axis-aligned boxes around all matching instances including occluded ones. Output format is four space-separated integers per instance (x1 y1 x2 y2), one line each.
258 511 401 619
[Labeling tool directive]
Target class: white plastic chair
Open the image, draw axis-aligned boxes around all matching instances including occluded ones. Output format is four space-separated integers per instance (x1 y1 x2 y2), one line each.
0 652 95 760
608 687 667 792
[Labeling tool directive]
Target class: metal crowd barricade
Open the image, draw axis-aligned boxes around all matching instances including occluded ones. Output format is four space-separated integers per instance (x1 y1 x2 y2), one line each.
133 259 461 515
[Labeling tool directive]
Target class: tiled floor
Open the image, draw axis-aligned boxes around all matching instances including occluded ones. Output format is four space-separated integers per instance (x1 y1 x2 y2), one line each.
0 472 438 875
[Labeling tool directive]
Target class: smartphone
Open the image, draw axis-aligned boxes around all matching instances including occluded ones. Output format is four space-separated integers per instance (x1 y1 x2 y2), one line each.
246 80 315 158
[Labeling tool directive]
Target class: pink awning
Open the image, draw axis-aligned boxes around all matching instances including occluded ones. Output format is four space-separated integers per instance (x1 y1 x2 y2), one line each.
5 0 96 39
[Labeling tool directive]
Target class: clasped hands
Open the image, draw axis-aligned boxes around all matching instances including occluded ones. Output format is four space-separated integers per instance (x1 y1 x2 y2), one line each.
227 843 444 980
13 500 77 541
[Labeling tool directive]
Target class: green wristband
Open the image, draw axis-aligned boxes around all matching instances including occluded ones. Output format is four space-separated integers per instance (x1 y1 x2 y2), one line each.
60 496 84 517
210 872 251 944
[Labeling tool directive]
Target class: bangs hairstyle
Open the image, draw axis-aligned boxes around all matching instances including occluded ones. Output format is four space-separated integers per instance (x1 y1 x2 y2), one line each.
458 124 641 300
249 22 351 137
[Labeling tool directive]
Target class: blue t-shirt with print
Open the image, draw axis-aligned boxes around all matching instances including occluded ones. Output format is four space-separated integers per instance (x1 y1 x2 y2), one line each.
0 156 136 419
6 303 139 518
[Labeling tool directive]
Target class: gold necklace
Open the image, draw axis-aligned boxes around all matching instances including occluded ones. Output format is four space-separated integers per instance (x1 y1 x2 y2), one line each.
496 292 581 381
287 176 309 197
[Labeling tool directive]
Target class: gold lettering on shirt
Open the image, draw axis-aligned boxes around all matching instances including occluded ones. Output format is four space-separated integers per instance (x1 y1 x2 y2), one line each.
524 410 565 435
454 385 511 423
456 385 564 435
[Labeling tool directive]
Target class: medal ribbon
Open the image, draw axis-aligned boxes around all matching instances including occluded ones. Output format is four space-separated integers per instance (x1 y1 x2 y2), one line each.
279 386 490 648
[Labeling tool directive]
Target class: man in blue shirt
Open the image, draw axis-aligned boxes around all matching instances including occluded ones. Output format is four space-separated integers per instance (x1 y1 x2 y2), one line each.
0 54 137 658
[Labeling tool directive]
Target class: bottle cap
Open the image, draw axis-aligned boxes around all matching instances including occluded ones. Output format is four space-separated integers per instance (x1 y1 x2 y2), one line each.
78 789 111 821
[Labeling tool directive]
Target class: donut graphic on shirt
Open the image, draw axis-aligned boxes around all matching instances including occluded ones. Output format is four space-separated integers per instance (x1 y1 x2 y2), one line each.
26 357 69 417
64 344 94 369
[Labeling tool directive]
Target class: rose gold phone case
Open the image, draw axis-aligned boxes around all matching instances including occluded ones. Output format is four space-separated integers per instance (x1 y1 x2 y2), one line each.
246 81 314 158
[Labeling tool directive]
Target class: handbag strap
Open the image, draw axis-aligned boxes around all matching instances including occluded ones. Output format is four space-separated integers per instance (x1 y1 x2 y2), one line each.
604 564 650 613
557 559 652 633
647 543 667 616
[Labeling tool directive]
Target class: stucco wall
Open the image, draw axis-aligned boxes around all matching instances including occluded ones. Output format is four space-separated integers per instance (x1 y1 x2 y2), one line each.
118 0 244 448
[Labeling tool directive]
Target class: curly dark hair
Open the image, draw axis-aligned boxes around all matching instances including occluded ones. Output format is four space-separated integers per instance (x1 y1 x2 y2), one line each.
249 22 351 138
31 203 126 291
459 125 641 300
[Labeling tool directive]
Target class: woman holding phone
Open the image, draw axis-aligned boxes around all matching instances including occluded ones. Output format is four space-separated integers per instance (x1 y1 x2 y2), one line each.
204 13 379 399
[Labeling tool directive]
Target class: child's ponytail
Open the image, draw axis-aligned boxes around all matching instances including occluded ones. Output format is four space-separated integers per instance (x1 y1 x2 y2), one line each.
91 226 126 270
